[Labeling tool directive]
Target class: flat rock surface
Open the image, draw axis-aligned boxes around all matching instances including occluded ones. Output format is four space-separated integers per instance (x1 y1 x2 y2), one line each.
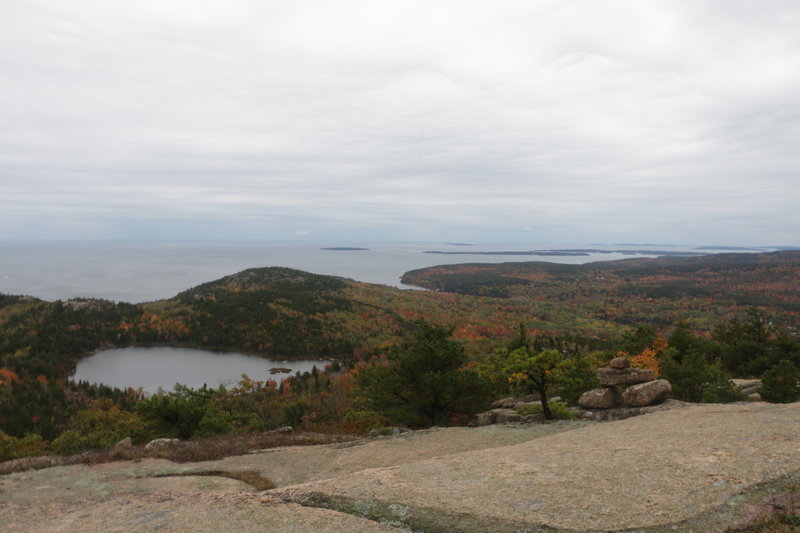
2 403 800 532
277 403 800 531
0 424 579 532
181 423 580 486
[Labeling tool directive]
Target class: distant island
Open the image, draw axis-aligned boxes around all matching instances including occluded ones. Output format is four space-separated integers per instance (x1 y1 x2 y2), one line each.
422 249 707 257
444 242 474 246
613 243 677 247
693 246 762 251
423 250 589 256
320 247 370 251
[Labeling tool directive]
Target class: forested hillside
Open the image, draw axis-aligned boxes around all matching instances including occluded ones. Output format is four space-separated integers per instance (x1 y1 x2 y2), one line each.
2 256 799 461
401 251 800 331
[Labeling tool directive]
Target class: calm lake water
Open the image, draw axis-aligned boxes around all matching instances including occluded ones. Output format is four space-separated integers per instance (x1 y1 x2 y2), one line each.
71 346 331 394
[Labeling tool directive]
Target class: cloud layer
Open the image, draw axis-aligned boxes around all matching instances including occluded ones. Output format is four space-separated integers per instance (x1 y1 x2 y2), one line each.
2 0 798 244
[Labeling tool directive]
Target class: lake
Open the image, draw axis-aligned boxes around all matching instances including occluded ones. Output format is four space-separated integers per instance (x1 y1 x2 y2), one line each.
71 346 331 394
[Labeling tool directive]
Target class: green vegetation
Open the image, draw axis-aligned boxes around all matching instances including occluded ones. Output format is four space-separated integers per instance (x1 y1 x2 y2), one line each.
1 254 799 462
402 250 800 332
761 360 800 403
355 320 490 427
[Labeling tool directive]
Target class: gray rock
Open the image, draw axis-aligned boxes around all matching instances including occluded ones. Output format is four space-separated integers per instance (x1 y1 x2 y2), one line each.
474 411 496 426
145 438 180 449
369 426 411 437
114 437 133 451
623 379 672 407
598 367 655 386
492 397 517 409
732 379 762 394
749 392 763 402
578 387 623 409
491 408 521 423
610 356 631 369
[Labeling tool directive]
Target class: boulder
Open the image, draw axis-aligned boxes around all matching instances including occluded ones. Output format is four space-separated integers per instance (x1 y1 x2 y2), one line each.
609 357 630 369
369 426 411 437
578 387 623 409
492 397 517 409
474 411 496 426
622 379 672 407
114 437 133 451
491 408 521 423
732 379 762 395
145 438 180 450
749 392 763 402
598 367 655 387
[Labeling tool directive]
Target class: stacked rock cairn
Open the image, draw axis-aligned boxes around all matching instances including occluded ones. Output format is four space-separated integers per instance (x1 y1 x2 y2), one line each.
578 356 672 409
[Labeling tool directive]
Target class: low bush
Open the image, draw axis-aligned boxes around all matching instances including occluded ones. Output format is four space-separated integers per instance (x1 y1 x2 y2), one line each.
761 360 800 403
0 431 49 462
516 401 574 420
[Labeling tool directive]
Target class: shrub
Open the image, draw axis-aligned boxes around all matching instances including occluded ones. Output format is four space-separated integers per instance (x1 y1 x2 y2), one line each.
701 374 748 403
0 431 49 462
516 401 574 420
761 360 800 403
356 320 490 427
135 385 219 439
661 349 743 403
51 399 151 455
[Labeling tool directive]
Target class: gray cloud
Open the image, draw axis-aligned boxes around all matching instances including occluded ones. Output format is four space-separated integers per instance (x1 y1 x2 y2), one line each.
1 0 798 244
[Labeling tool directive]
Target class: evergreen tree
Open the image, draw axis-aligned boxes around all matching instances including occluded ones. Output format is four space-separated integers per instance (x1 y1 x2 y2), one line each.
356 320 489 427
760 360 800 403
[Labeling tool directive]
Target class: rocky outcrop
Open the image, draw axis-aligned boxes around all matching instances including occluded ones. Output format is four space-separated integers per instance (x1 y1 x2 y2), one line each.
578 387 622 409
609 356 630 369
622 379 672 407
491 397 517 409
113 437 133 451
145 438 180 449
597 367 655 386
579 357 671 410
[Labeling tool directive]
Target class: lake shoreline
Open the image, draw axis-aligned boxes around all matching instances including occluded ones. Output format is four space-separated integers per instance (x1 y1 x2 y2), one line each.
72 344 336 394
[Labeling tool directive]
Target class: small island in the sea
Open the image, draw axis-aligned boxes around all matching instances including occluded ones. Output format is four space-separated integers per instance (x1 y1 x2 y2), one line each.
423 248 708 257
321 247 370 251
423 250 590 256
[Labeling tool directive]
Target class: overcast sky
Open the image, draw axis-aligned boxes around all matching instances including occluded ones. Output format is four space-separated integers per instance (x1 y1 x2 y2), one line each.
1 0 798 245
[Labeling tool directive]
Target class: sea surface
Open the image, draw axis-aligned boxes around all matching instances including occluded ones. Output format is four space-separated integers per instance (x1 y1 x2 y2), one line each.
0 240 764 304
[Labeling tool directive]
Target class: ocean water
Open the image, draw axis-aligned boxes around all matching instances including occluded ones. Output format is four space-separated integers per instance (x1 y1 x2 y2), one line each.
0 240 764 303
